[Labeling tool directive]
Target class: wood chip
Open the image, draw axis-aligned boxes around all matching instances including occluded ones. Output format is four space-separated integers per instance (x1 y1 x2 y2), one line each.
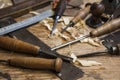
70 53 102 67
40 18 70 41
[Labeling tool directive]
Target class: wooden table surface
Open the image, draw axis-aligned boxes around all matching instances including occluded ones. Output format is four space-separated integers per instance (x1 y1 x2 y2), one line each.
0 0 120 80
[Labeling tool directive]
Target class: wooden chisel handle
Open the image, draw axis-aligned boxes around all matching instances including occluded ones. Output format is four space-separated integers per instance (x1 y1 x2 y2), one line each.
72 4 91 24
90 18 120 37
8 57 62 72
0 36 40 55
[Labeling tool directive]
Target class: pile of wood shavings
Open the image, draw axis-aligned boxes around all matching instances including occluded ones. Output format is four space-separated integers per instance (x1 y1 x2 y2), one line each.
30 11 101 47
41 16 101 47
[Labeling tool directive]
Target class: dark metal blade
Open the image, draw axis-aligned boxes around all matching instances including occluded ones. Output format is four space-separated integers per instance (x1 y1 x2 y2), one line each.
57 62 84 80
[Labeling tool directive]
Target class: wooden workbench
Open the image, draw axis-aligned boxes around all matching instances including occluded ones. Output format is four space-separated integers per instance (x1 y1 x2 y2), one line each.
0 0 120 80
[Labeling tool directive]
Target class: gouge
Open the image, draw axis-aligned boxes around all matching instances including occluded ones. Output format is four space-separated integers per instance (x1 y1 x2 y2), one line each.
61 4 91 33
52 18 120 50
0 36 72 62
0 57 62 72
50 0 68 36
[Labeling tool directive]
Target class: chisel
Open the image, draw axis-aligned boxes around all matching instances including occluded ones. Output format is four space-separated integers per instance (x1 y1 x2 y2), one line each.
0 36 72 62
61 4 91 33
50 0 68 36
52 18 120 50
0 57 62 72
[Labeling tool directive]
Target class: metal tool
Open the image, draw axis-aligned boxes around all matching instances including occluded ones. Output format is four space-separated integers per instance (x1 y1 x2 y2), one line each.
50 0 67 36
77 41 120 57
57 61 84 80
0 36 72 62
0 57 84 80
0 1 84 80
0 36 84 80
51 18 120 50
61 3 91 33
0 57 62 72
0 9 53 35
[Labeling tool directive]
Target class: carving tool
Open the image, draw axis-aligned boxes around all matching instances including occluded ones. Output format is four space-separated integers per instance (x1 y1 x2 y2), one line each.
61 4 91 33
50 0 67 36
0 36 84 80
0 57 62 72
52 18 120 50
0 36 72 62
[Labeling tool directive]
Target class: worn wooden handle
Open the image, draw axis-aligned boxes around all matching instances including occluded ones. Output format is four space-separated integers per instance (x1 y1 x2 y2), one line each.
72 5 90 23
8 57 62 72
90 18 120 37
0 36 40 55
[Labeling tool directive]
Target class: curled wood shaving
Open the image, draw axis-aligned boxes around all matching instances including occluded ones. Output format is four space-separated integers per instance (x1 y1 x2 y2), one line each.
70 53 102 67
40 18 70 41
29 11 70 40
61 16 89 39
80 35 101 47
62 16 73 25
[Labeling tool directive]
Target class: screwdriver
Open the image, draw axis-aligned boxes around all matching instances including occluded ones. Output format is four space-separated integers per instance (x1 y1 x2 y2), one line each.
50 0 68 36
61 3 91 33
0 57 62 72
0 36 72 62
51 18 120 50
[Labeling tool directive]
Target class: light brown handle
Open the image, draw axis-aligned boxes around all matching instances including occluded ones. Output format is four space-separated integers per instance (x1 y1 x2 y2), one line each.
90 18 120 37
8 57 62 72
72 5 90 24
0 36 40 55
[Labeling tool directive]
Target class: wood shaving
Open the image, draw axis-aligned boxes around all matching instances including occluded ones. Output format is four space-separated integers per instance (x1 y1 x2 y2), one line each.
77 60 102 67
29 11 39 15
29 11 70 40
80 36 101 47
61 16 89 39
40 18 70 41
70 53 102 67
62 16 73 25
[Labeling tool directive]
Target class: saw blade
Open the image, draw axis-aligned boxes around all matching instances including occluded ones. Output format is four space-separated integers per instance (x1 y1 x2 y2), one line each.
57 62 84 80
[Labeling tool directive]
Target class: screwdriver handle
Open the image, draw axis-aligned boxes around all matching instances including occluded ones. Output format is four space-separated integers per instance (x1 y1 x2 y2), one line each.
0 36 39 55
90 18 120 37
8 57 62 72
72 5 91 24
